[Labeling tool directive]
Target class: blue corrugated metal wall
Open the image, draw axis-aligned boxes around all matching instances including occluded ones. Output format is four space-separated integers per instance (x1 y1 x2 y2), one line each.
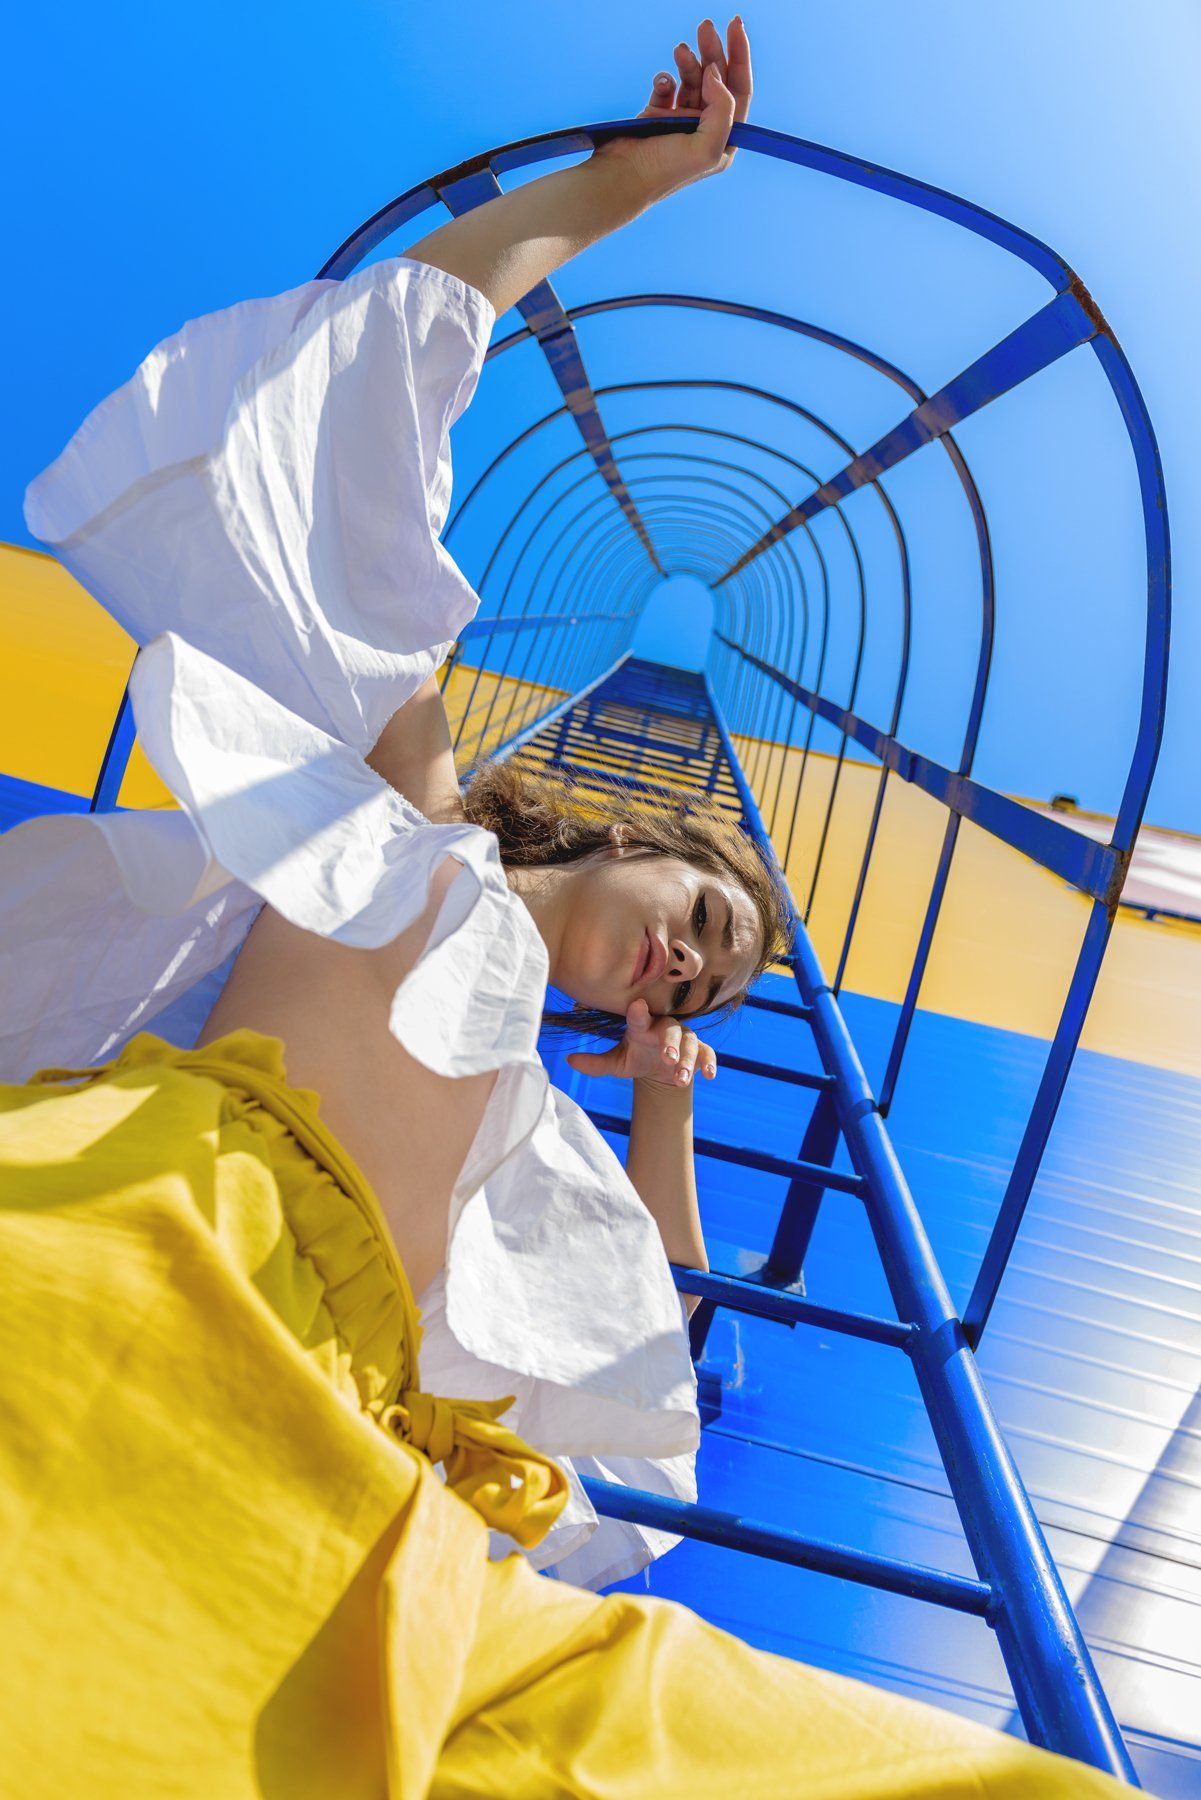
543 986 1201 1797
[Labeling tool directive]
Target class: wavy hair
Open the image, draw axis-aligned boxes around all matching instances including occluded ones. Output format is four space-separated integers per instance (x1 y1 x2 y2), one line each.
462 759 794 1039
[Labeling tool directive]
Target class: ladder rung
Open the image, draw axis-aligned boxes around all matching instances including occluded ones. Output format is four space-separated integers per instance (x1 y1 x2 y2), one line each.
714 1054 831 1089
580 1479 993 1617
586 1111 865 1193
670 1264 914 1348
744 994 813 1020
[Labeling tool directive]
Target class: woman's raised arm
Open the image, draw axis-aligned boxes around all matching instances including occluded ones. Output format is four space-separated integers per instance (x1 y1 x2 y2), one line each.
405 18 752 318
366 674 465 823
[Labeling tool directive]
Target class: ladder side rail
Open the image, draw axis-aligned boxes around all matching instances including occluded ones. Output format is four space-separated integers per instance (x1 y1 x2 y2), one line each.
959 337 1170 1338
488 653 633 767
706 677 1137 1782
719 639 1121 902
793 923 1137 1780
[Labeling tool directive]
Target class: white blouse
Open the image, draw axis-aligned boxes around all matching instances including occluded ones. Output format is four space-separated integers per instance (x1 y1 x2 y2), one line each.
9 253 698 1591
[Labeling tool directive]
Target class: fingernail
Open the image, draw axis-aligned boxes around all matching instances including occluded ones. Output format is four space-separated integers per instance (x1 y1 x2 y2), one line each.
679 1068 691 1085
666 1047 679 1061
655 73 671 85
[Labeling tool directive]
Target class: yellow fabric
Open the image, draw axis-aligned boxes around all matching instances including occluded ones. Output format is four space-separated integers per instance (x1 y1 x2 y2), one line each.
21 1028 569 1547
0 1028 1130 1797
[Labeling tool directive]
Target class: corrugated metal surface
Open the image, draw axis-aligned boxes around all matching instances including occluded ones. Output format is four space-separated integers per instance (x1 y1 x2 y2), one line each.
547 986 1201 1797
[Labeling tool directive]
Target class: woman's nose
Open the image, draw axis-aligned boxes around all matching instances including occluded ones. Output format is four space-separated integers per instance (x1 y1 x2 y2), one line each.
667 937 704 981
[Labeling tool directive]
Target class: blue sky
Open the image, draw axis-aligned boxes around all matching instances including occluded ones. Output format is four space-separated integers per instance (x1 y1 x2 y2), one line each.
5 0 1197 830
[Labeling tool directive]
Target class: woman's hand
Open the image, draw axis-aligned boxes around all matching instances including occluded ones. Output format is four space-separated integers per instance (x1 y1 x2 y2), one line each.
589 17 753 204
566 998 718 1092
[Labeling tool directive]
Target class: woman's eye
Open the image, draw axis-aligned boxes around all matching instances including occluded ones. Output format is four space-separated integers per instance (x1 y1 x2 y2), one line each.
694 893 708 935
672 980 692 1013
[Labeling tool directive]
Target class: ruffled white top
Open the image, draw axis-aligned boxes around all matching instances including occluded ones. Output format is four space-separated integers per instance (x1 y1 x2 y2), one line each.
10 254 697 1591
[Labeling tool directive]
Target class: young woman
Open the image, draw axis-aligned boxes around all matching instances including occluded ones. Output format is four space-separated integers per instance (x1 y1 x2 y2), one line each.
0 18 1130 1795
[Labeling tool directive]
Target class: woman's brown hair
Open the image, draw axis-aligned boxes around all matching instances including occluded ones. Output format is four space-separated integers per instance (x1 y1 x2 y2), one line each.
463 759 794 1039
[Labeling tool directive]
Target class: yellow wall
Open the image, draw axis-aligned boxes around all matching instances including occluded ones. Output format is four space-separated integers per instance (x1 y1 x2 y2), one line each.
0 544 173 808
442 662 567 765
733 734 1201 1080
3 540 1196 1075
0 547 566 809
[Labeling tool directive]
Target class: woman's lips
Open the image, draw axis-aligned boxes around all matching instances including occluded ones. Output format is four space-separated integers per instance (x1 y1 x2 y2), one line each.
632 930 667 987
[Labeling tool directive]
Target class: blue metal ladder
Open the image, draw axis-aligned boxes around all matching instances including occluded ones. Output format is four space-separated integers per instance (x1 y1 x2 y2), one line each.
492 652 1136 1780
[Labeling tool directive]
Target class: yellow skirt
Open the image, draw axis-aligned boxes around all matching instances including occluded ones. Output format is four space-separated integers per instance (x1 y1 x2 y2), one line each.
0 1028 1128 1798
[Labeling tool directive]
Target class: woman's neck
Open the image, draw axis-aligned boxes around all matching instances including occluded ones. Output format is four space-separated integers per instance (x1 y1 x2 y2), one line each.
504 863 572 974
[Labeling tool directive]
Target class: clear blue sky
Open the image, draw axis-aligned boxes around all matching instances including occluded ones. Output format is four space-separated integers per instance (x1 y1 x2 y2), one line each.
5 0 1197 830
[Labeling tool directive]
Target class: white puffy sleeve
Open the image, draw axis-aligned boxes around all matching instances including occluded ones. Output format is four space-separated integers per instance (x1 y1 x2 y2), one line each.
7 255 549 1082
25 255 496 753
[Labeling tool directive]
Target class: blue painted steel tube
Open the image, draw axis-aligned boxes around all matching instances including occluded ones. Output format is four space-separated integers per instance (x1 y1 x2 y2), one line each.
795 938 1138 1781
580 1479 993 1617
669 1264 914 1349
743 993 811 1020
705 678 1137 1782
764 1087 842 1285
89 680 137 813
456 609 625 641
490 653 630 764
587 1109 866 1193
711 1053 831 1089
719 289 1099 584
714 637 1121 903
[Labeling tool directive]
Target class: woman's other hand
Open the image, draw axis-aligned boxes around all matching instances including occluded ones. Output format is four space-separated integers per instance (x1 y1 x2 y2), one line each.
566 997 718 1091
590 17 753 203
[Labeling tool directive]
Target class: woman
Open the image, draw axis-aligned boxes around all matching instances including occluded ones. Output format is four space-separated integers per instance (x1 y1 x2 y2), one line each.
0 18 1131 1796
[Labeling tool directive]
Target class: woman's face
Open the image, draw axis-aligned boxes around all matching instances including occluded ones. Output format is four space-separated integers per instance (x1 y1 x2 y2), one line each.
553 844 763 1021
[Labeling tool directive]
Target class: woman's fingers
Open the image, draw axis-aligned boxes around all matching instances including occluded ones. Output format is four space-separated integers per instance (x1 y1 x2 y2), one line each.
645 70 677 113
693 59 736 167
626 996 654 1034
674 38 704 110
677 1032 717 1085
566 1046 619 1077
725 14 752 116
696 17 726 83
673 1027 699 1086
